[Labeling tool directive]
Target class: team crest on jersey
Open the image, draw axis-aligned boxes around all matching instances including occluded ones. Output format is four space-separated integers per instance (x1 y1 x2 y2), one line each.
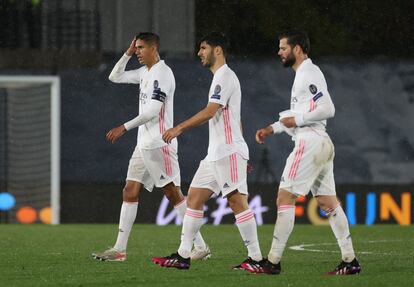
309 84 318 94
154 80 159 89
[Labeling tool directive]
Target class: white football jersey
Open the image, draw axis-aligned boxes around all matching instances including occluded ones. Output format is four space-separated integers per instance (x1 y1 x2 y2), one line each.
206 64 249 161
109 54 177 151
291 58 334 132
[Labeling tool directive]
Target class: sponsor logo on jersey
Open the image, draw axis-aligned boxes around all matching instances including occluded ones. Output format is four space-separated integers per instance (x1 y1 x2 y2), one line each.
309 84 318 94
160 175 165 180
223 183 230 189
140 92 148 104
153 80 159 89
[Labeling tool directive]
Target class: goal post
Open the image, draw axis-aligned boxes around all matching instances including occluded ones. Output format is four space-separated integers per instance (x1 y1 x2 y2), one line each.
0 76 60 224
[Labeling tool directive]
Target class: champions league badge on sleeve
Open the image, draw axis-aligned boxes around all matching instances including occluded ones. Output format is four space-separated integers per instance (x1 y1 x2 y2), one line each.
211 84 221 100
309 84 318 94
214 84 221 94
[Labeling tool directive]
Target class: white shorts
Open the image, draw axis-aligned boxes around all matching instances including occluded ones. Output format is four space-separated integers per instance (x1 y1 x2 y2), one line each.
279 131 336 197
126 146 181 192
190 153 248 198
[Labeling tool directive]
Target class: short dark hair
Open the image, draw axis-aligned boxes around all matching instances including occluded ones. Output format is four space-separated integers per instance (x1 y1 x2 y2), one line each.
135 32 160 50
199 32 229 55
279 30 310 54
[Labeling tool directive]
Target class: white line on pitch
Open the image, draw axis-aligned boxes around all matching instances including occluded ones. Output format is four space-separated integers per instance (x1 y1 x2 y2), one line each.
288 240 403 256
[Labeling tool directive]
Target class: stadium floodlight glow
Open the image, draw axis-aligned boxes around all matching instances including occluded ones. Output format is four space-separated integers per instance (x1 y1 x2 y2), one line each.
0 76 60 224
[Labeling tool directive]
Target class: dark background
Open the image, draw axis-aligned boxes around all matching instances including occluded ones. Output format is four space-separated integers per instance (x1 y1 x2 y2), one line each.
0 0 413 224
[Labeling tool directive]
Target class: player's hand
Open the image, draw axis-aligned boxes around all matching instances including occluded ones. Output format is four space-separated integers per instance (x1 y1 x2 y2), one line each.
247 163 254 174
280 117 297 128
126 38 137 56
255 126 273 144
162 127 182 144
106 125 126 144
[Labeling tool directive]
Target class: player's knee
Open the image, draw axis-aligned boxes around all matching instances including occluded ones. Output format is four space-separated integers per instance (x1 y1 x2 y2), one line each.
163 183 184 205
227 192 248 214
316 196 339 211
163 188 184 205
122 186 139 202
276 189 297 207
186 193 204 210
227 197 237 210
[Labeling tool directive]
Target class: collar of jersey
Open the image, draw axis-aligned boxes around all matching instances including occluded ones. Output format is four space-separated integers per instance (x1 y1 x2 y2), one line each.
146 60 164 72
214 63 228 75
296 58 312 73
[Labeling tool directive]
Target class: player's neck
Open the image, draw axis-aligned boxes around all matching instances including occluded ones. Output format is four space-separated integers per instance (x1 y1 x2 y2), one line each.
292 54 308 71
146 55 160 70
210 58 226 74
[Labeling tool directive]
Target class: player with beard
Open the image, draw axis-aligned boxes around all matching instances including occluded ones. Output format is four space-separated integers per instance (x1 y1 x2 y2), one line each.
254 30 361 275
151 32 264 272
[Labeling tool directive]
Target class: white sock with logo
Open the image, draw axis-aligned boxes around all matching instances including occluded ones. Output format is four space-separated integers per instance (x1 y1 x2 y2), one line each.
268 205 295 264
178 208 204 258
174 199 207 250
235 209 262 262
113 201 138 252
327 205 356 262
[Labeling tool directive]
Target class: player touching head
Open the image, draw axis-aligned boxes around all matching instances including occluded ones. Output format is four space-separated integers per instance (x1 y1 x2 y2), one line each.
92 32 210 262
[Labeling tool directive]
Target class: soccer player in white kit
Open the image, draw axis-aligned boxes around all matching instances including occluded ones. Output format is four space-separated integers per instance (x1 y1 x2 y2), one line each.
255 30 361 275
92 32 210 262
152 32 264 272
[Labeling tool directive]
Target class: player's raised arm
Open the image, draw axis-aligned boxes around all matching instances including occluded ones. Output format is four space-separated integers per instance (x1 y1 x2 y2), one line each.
108 37 141 84
162 102 221 143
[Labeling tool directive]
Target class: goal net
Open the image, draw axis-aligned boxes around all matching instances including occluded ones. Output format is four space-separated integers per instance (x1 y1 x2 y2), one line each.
0 76 60 224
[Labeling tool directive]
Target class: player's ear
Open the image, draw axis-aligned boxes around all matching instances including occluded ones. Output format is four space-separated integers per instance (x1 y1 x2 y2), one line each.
214 46 221 56
151 44 157 53
293 45 301 55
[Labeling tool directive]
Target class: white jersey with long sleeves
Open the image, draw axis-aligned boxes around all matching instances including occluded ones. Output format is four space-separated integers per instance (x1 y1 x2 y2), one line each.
108 54 177 152
290 58 335 133
206 64 249 161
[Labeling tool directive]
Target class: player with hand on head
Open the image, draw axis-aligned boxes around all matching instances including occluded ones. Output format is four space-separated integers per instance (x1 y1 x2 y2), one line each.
255 30 361 275
152 32 264 272
92 32 210 262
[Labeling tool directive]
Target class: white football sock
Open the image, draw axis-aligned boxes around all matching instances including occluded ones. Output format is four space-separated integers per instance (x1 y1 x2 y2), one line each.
113 201 138 252
235 209 262 262
268 205 295 264
174 199 207 249
327 205 356 262
178 208 204 258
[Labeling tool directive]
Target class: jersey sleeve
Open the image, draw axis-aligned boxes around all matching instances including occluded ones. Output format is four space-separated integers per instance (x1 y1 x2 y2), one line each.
208 75 232 107
108 53 142 84
124 100 163 130
295 69 335 126
150 68 174 104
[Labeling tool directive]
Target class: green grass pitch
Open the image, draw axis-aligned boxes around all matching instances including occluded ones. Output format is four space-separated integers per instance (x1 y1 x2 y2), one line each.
2 224 413 286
